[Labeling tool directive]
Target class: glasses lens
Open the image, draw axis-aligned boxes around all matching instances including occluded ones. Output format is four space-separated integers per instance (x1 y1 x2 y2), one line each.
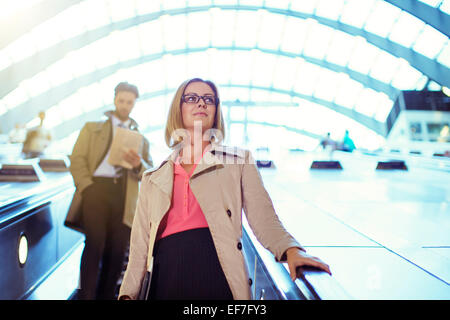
183 95 199 103
203 96 216 105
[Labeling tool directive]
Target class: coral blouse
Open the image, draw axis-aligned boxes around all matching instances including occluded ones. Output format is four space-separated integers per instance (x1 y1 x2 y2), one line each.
157 151 209 240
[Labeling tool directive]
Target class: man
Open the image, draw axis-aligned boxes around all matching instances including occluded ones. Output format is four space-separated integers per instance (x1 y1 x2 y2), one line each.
65 82 153 300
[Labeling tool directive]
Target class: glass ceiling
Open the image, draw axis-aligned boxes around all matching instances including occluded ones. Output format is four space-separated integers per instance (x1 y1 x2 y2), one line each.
0 0 449 155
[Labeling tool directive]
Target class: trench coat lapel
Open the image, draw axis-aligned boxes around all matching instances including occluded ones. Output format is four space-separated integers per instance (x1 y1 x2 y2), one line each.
148 160 174 198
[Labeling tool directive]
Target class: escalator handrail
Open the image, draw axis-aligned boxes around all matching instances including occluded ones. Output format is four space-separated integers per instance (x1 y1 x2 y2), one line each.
243 217 351 300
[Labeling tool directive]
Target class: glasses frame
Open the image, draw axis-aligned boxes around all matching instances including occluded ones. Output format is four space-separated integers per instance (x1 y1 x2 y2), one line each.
181 94 218 106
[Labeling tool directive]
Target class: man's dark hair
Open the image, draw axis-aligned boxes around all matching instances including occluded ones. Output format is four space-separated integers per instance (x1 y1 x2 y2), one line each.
114 82 139 98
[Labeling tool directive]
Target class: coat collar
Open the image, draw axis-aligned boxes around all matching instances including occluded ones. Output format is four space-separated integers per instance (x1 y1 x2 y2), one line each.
146 142 245 196
100 110 139 131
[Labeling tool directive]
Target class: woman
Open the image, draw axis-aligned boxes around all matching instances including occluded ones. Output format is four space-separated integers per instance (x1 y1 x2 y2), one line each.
119 78 330 300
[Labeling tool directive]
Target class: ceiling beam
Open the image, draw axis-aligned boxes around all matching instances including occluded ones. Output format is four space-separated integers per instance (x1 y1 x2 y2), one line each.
384 0 450 38
47 82 385 142
0 47 390 135
1 4 447 100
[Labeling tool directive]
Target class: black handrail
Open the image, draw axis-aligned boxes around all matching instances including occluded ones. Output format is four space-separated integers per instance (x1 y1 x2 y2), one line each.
242 218 351 300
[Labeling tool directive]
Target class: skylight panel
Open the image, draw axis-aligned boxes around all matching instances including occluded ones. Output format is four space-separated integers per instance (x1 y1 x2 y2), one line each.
264 0 291 10
1 86 28 109
251 51 277 87
29 16 63 52
0 50 12 72
290 0 320 14
230 51 253 86
136 60 165 92
187 0 212 6
44 59 75 88
249 88 270 102
60 91 85 122
210 9 236 47
293 61 321 96
0 0 44 20
388 11 425 48
272 56 298 90
334 76 363 109
363 0 401 38
413 25 448 59
347 37 379 74
238 0 264 6
303 21 333 60
313 68 342 103
280 17 308 54
315 0 346 21
373 94 394 122
390 59 423 90
234 11 260 48
257 11 286 50
339 0 376 28
227 87 251 104
80 35 118 70
208 50 233 84
325 30 356 67
96 77 115 105
440 0 450 14
135 0 162 15
80 83 104 112
4 33 36 64
21 69 51 98
353 87 380 117
162 0 184 10
43 104 63 129
437 42 450 68
115 28 142 62
187 11 211 48
56 3 87 41
163 54 186 89
84 0 111 31
162 14 187 51
138 20 164 55
369 50 400 84
417 0 442 7
187 51 210 80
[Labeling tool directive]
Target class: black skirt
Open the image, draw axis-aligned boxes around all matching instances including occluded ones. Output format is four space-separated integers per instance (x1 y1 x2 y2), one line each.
149 228 233 300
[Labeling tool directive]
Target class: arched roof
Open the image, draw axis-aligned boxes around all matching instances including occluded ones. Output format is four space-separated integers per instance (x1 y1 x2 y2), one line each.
1 0 449 150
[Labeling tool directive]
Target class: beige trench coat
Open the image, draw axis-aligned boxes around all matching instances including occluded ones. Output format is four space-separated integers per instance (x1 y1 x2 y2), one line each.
119 143 302 300
65 112 153 233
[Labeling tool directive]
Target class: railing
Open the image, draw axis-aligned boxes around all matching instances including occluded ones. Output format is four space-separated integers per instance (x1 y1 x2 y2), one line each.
242 217 350 300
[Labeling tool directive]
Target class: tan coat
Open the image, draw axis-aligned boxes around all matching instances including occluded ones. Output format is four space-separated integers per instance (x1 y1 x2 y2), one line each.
65 112 153 233
119 143 302 300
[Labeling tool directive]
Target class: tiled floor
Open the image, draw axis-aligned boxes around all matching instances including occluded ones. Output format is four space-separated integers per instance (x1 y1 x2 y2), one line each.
257 150 450 299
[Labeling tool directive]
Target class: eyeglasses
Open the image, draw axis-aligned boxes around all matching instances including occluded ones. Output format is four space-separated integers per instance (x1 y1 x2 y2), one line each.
182 94 217 105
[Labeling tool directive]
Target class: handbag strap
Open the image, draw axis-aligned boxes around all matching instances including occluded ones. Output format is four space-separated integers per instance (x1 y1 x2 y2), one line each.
146 223 158 272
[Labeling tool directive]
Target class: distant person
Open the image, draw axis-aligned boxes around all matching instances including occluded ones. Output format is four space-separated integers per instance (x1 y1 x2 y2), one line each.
8 123 26 144
320 132 336 150
21 111 52 158
341 130 356 152
118 78 330 300
65 82 153 300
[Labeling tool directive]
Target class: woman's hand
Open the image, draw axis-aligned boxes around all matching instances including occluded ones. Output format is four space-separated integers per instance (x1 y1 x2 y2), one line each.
286 247 332 281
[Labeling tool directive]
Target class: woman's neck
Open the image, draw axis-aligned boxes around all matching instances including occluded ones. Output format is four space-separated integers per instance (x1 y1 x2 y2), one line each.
180 137 210 165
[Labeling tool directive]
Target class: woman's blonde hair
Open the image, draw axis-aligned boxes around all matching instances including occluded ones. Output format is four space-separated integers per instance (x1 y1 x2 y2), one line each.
164 78 226 148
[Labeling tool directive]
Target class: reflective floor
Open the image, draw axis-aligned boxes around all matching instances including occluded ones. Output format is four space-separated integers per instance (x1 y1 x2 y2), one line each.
258 150 450 299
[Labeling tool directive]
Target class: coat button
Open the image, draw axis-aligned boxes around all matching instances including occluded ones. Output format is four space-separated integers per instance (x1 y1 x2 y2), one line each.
249 278 253 286
237 242 242 250
226 209 232 217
